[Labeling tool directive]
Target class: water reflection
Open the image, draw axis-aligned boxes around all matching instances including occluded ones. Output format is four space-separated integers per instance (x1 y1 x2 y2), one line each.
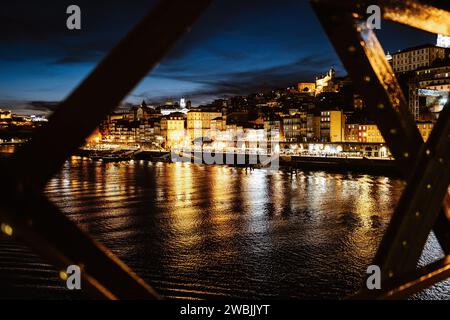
2 157 448 299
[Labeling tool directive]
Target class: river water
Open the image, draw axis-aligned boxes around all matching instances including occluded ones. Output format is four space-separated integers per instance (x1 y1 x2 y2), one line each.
0 156 449 299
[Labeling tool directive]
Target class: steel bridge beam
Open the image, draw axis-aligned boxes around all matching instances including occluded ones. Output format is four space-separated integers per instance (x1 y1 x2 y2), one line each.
311 0 450 298
0 0 448 300
0 0 212 299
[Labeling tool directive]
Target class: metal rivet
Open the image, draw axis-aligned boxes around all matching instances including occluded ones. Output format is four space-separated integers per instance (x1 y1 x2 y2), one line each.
377 103 384 110
403 152 409 158
388 271 394 278
59 270 68 281
348 46 356 53
16 182 24 194
402 240 407 247
390 129 397 135
427 184 431 189
438 157 444 164
364 76 371 82
415 211 421 218
425 149 431 156
1 223 13 237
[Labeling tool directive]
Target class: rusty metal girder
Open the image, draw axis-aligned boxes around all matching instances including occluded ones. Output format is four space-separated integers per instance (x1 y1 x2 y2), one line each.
381 255 450 299
352 254 450 299
373 101 450 280
382 0 450 36
312 0 422 174
311 0 450 250
0 0 212 299
0 189 151 299
311 0 450 297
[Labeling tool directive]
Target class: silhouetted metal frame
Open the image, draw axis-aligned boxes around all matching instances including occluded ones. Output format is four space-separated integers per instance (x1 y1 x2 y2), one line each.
311 0 450 298
0 0 212 299
0 0 448 300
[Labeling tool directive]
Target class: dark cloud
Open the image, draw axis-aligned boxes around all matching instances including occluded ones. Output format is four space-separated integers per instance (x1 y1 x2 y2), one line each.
0 100 60 115
0 0 155 64
140 53 340 104
0 1 154 42
27 101 60 112
51 50 103 65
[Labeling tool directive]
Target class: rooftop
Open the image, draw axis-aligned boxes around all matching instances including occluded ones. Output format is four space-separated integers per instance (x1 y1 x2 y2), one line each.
393 43 442 54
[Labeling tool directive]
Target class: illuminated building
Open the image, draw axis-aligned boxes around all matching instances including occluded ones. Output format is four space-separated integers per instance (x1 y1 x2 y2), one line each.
138 119 162 145
208 116 228 141
282 113 307 142
160 112 186 148
346 123 385 143
86 128 102 144
210 116 225 132
315 68 339 96
108 111 128 122
0 109 12 119
159 99 190 116
108 119 140 144
160 106 189 116
320 110 345 142
297 82 316 95
437 34 450 48
264 115 283 152
243 124 265 150
386 52 393 64
30 115 48 122
357 124 385 143
391 44 446 74
344 122 436 144
128 101 160 121
187 110 223 140
408 65 450 120
345 124 359 142
180 97 186 109
306 113 321 141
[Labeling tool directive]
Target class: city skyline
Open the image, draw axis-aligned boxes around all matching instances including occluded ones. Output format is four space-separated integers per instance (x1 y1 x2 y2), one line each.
0 0 437 115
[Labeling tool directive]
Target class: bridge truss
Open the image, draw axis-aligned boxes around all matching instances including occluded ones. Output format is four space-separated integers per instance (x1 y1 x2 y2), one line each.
0 0 449 299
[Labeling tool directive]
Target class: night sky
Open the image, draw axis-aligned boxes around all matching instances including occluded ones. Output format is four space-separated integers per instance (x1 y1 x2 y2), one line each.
0 0 438 115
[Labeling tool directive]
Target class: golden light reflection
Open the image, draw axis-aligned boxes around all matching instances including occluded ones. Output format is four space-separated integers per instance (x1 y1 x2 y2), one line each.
204 166 236 242
268 171 285 216
211 167 233 217
305 171 328 213
243 170 268 218
354 175 376 223
166 162 196 236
